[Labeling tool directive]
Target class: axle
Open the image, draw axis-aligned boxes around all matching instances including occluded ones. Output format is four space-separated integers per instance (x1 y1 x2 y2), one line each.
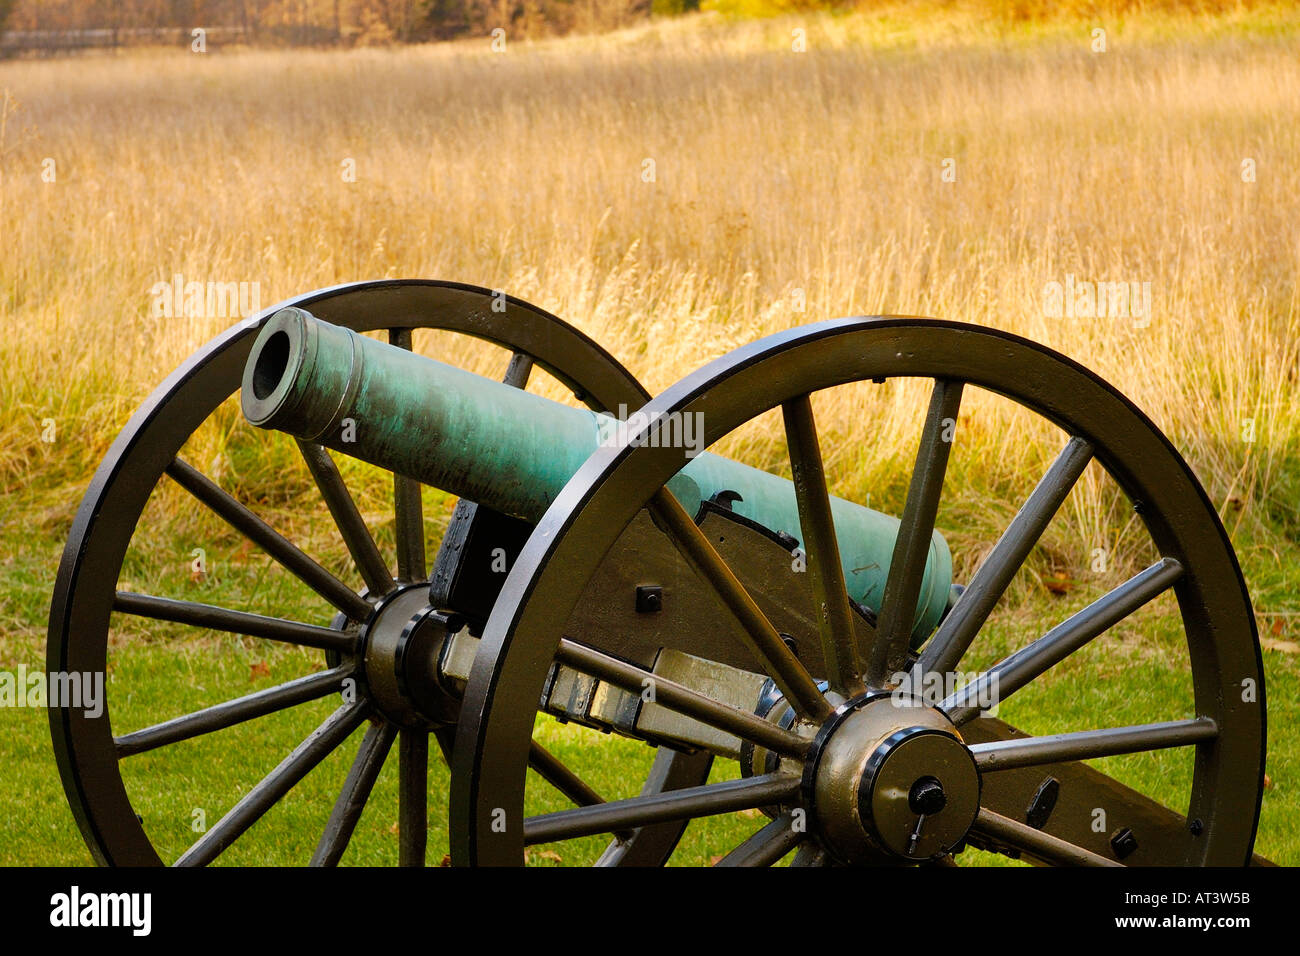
241 307 952 642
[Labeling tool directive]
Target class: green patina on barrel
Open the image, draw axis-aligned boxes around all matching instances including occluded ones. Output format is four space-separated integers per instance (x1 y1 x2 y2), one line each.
241 307 952 642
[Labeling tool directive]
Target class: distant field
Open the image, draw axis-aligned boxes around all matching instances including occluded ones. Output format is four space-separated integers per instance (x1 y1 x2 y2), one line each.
1 8 1297 865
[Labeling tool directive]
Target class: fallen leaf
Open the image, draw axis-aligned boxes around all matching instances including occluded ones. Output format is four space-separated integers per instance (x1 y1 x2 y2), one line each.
1261 638 1299 654
709 854 725 865
438 854 451 867
1043 571 1073 595
739 808 762 819
249 660 271 680
1270 618 1285 637
1264 774 1273 789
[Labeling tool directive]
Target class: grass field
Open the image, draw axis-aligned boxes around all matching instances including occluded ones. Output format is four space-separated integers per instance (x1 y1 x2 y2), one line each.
1 5 1298 865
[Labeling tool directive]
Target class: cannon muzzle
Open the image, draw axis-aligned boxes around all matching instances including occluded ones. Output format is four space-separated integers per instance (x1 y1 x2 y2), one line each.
242 307 952 642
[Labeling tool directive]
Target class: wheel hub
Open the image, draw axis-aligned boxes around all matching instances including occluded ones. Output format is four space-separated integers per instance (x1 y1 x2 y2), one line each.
357 586 459 728
803 694 980 864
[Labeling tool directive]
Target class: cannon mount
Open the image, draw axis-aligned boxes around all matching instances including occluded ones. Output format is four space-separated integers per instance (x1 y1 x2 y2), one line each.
47 283 1267 868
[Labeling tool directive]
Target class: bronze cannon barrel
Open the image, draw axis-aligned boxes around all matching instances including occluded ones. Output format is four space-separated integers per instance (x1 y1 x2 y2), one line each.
241 307 953 641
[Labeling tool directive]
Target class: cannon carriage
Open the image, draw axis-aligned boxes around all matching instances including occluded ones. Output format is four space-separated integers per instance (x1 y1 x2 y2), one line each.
48 280 1266 866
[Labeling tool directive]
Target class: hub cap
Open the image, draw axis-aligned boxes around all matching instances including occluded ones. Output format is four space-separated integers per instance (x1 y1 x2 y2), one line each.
804 695 980 864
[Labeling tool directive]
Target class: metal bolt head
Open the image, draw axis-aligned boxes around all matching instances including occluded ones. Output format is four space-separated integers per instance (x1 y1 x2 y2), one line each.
1110 826 1139 859
635 585 663 614
908 775 947 816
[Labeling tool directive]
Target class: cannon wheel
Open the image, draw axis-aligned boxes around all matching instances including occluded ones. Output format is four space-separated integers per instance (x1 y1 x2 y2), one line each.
48 279 710 866
450 317 1265 866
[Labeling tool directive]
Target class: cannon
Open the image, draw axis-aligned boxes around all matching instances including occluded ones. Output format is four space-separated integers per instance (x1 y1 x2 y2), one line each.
241 306 953 643
49 280 1266 867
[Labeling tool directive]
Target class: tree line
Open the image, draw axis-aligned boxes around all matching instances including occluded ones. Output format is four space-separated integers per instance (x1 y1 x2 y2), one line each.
0 0 669 49
1 1 1254 53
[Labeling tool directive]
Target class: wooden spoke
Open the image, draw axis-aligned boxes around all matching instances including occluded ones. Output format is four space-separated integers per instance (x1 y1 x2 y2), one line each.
868 379 963 686
782 394 865 696
502 351 535 389
649 488 832 722
915 436 1094 679
971 718 1217 772
555 638 810 760
297 439 393 596
166 457 372 620
389 328 427 582
714 812 804 867
175 702 368 866
523 773 800 846
114 666 354 758
113 591 356 654
398 729 428 867
943 557 1183 724
971 807 1122 867
310 720 398 866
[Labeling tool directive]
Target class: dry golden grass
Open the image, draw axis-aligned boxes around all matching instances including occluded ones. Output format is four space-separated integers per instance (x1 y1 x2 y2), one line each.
1 8 1298 610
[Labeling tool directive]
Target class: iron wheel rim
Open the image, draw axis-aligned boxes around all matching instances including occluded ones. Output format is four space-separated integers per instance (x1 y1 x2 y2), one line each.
47 278 706 866
451 316 1265 867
